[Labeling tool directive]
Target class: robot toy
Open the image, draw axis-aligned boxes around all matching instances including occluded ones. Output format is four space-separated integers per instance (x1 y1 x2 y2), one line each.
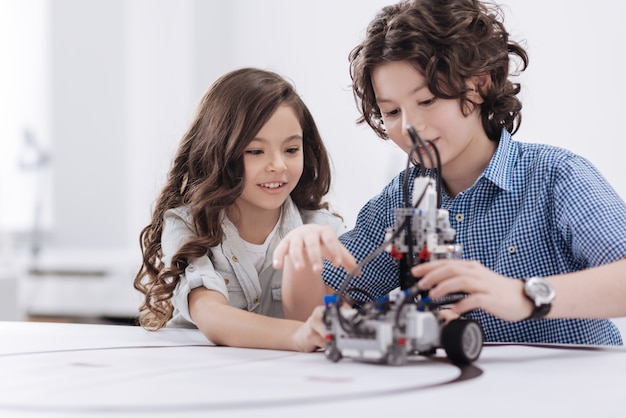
323 127 483 366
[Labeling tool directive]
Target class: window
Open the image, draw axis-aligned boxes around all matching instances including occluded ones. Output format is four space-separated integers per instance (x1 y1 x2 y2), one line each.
0 0 52 242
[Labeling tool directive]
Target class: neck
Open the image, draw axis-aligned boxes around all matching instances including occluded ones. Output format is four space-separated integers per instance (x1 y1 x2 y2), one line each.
226 205 281 245
443 134 497 198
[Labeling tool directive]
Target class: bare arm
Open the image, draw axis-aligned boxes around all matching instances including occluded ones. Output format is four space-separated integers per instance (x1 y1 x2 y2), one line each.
548 258 626 319
414 258 626 321
280 256 336 321
273 224 357 321
188 287 326 352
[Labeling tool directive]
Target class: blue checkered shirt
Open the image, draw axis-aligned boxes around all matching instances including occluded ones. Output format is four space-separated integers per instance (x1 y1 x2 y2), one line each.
323 130 626 345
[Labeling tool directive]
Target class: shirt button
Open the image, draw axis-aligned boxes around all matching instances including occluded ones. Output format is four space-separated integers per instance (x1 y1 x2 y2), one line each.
224 278 229 285
187 265 196 272
455 213 465 222
508 245 516 254
232 255 239 262
253 296 259 303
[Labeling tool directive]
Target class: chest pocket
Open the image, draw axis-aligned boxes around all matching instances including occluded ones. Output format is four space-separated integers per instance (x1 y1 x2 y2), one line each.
270 273 282 302
259 272 283 318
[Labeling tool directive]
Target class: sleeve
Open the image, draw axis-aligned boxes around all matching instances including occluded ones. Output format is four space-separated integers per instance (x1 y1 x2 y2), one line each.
552 155 626 266
161 208 229 324
322 171 410 300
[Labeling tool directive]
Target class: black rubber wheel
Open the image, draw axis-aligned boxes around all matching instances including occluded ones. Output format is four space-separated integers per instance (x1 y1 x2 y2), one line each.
441 319 483 365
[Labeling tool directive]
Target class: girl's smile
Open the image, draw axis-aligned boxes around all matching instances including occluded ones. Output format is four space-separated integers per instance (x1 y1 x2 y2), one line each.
258 181 289 194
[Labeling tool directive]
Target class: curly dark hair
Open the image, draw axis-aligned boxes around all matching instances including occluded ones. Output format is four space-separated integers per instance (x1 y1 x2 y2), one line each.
349 0 528 142
133 68 333 330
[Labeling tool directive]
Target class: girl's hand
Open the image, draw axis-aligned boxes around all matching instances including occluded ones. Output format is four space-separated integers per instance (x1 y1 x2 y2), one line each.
291 305 327 352
413 260 533 322
273 224 357 273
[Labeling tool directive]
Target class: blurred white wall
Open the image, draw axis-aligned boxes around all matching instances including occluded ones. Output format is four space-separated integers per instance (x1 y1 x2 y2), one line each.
2 0 625 256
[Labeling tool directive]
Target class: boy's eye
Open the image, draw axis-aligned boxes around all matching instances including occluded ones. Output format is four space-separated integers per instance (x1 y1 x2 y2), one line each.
419 97 436 106
383 109 400 118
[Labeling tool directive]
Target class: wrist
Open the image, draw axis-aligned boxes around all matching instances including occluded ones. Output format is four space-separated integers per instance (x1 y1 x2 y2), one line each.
519 282 535 321
522 277 555 320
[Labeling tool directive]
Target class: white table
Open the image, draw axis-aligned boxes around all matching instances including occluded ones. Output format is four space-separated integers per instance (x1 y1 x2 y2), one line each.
1 321 625 418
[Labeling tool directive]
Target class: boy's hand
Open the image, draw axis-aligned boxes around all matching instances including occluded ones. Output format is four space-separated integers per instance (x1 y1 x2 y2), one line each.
413 259 532 322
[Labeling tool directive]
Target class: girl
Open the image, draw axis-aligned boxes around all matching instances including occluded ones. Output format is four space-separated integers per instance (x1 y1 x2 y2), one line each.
274 0 626 345
134 68 344 352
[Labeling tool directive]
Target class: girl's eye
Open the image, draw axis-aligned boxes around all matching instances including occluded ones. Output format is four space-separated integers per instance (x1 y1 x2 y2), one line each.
245 149 263 155
419 97 436 106
285 147 300 154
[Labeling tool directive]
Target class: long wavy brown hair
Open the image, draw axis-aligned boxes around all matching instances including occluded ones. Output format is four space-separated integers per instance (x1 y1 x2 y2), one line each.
349 0 529 142
134 68 333 330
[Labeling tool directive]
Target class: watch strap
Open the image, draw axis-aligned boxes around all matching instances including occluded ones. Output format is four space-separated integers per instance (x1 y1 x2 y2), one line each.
528 302 551 320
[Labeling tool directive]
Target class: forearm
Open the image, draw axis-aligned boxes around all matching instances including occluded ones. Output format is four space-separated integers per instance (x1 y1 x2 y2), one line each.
414 258 626 322
189 288 303 351
547 258 626 319
281 257 331 321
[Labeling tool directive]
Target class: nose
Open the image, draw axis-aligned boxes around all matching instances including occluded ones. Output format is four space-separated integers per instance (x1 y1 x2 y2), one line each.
405 125 425 147
402 110 426 141
266 151 287 172
402 112 426 135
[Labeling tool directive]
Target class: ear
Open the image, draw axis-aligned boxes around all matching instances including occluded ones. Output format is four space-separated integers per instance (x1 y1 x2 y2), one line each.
467 74 491 104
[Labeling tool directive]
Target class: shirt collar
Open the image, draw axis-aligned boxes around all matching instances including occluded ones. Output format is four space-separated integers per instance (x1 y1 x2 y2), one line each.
480 128 516 192
436 129 515 203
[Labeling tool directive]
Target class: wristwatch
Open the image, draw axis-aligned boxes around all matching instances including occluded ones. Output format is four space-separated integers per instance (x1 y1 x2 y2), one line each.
522 277 555 320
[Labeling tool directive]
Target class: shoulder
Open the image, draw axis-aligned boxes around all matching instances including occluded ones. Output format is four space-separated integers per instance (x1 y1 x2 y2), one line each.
162 206 197 243
300 207 346 235
512 140 602 185
512 140 619 208
515 140 586 170
164 205 193 224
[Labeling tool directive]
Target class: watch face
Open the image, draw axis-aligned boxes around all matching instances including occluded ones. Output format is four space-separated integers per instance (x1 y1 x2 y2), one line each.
534 282 552 298
526 278 555 304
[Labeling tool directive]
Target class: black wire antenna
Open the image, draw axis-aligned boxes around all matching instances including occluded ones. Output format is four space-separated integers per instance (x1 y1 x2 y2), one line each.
405 125 442 208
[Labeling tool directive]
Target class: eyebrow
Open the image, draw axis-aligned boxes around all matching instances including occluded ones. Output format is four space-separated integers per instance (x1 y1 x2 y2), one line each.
249 134 303 144
376 83 428 104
